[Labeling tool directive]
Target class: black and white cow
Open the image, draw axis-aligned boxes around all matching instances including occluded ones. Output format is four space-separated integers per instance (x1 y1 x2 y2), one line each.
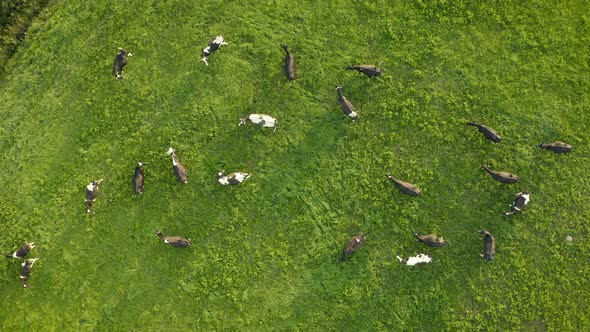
239 114 278 131
201 36 227 65
168 148 187 184
155 230 191 248
216 171 250 185
6 242 35 259
85 179 104 213
113 48 132 79
336 86 358 122
504 191 530 216
132 162 146 194
20 258 39 288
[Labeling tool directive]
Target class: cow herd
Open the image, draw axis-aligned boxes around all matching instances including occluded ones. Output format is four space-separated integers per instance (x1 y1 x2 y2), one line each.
342 121 572 264
3 34 574 288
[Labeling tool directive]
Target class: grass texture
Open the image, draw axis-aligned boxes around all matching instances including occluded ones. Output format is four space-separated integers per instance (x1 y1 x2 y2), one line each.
1 0 589 330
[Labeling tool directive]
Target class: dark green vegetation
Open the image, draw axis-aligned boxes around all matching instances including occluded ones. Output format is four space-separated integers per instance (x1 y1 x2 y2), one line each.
1 0 589 330
0 0 51 71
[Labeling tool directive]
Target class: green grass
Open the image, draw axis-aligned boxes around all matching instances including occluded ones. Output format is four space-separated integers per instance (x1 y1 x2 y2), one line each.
1 0 589 330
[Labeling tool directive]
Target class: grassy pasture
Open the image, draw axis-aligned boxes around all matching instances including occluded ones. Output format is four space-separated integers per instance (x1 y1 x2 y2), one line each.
1 0 589 330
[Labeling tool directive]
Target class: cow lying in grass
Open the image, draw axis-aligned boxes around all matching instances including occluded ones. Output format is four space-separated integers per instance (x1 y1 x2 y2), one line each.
201 36 227 65
396 253 432 266
239 114 278 131
5 242 35 259
155 230 191 248
504 191 530 216
413 231 447 247
216 171 250 185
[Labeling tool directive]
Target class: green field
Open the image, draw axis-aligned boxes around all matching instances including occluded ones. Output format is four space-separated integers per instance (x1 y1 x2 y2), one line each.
1 0 589 330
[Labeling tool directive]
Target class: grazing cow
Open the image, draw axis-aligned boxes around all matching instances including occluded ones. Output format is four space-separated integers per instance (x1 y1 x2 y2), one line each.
113 48 132 79
386 175 421 197
339 233 365 262
216 171 250 185
20 258 39 288
480 230 496 261
413 231 447 247
539 141 573 153
155 230 191 248
396 253 432 266
504 191 530 216
6 242 35 259
132 162 146 194
85 179 104 213
201 36 227 65
346 65 382 78
281 44 296 82
481 165 519 184
466 121 502 143
335 86 358 122
239 114 278 131
167 148 187 184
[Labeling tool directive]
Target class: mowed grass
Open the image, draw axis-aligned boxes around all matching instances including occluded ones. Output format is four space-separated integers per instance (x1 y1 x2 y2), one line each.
1 0 589 330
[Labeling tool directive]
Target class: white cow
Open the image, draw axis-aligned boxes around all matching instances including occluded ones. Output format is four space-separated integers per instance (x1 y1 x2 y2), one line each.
396 253 432 266
239 114 278 131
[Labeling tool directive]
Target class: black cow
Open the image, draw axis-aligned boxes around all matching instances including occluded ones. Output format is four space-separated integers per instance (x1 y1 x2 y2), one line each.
281 44 296 82
113 48 132 79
